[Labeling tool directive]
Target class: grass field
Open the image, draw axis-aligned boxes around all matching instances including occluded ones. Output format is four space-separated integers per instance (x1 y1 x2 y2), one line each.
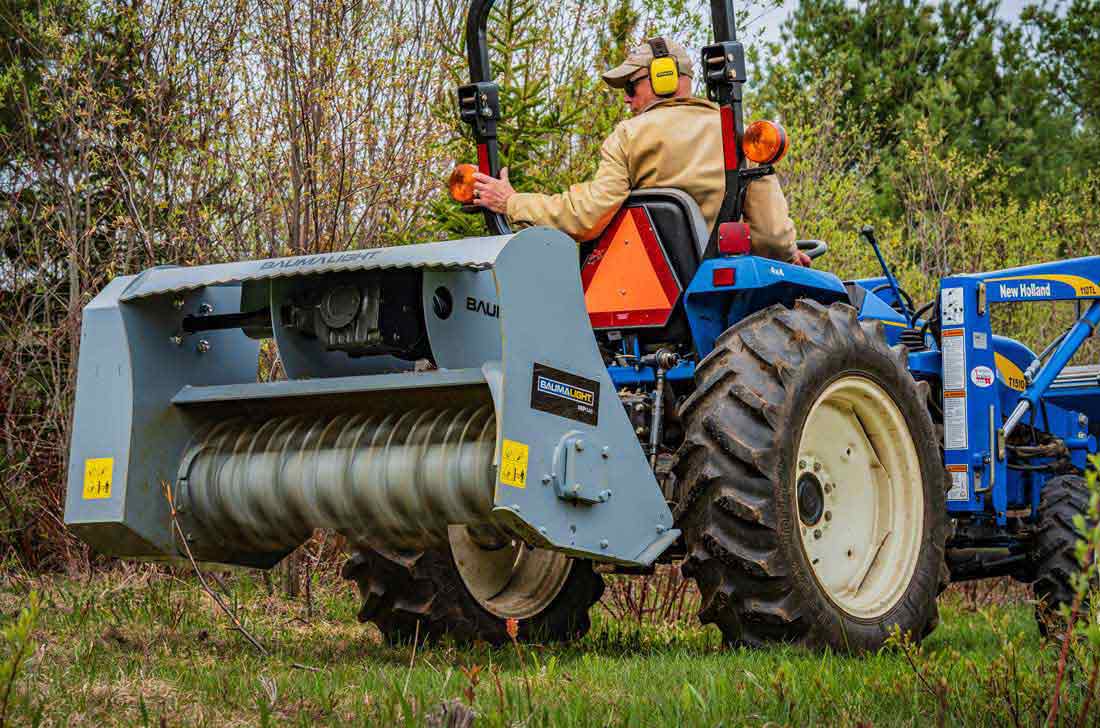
0 566 1095 727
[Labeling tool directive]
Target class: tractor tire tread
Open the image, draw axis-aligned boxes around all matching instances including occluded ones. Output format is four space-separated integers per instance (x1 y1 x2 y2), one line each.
672 301 947 652
1030 474 1095 636
342 547 604 646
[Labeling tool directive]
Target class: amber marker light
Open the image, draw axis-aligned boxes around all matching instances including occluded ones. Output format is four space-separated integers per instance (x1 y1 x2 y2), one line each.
448 163 478 204
742 120 789 165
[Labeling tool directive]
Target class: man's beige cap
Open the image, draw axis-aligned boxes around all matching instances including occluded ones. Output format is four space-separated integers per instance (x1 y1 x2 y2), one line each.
601 37 693 88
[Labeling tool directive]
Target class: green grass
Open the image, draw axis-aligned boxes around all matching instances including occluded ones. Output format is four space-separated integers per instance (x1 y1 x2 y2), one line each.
0 568 1094 726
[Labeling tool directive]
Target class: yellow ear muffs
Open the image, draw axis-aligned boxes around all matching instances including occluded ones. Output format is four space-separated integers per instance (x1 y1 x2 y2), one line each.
647 38 679 96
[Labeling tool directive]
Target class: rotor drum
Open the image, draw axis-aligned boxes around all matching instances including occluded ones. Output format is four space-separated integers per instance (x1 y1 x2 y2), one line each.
177 405 498 555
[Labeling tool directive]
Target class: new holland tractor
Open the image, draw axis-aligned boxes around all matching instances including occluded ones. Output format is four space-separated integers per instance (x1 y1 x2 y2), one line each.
64 0 1098 652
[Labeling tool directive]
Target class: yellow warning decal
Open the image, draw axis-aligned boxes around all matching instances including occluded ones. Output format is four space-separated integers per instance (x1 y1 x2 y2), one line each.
500 440 529 489
82 458 113 500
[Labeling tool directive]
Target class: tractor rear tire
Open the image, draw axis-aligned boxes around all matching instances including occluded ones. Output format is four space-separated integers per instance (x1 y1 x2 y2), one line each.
341 542 604 646
1031 474 1095 636
672 300 947 652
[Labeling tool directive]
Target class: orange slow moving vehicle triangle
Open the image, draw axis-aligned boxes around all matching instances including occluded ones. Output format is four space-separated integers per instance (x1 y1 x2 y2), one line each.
582 207 681 329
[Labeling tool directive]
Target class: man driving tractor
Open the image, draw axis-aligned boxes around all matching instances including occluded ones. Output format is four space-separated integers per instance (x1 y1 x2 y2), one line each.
471 37 806 265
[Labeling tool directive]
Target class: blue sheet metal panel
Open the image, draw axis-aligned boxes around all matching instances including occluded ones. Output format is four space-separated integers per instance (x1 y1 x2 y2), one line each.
488 227 677 565
849 275 910 314
683 256 850 358
1043 387 1100 426
908 350 942 381
939 277 1006 521
959 256 1100 303
854 291 909 345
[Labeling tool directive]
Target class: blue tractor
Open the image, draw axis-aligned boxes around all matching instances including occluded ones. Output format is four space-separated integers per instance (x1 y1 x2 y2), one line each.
63 0 1096 651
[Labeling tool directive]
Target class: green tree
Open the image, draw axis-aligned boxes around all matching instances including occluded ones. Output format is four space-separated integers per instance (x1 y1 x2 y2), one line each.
756 0 1076 208
1024 0 1100 168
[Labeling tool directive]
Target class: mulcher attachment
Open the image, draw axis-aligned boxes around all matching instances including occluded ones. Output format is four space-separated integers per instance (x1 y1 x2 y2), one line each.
65 228 677 568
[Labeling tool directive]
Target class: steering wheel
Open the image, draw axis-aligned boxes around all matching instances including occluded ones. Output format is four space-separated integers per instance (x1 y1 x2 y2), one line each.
871 283 915 316
797 239 829 259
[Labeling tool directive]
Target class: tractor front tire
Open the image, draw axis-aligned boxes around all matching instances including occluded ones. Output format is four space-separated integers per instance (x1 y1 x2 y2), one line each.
673 300 947 652
1031 474 1096 636
341 540 604 646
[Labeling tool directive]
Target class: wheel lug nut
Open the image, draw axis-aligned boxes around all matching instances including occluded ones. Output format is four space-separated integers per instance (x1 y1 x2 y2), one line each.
799 460 807 470
813 529 822 540
813 462 821 472
824 511 832 522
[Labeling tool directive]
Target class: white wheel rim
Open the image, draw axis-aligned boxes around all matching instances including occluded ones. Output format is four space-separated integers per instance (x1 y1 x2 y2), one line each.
796 375 924 619
448 525 573 619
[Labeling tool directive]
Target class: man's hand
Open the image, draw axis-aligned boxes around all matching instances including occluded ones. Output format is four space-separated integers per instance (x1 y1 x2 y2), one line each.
793 251 812 268
472 167 515 214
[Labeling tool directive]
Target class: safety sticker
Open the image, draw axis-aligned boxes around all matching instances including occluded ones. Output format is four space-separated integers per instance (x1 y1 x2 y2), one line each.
942 287 965 326
942 329 966 392
970 365 995 388
530 363 600 426
82 457 113 500
972 331 988 350
943 391 968 450
499 440 529 489
947 465 969 501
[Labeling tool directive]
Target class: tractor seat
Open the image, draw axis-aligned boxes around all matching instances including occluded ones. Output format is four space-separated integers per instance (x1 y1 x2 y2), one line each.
620 188 708 287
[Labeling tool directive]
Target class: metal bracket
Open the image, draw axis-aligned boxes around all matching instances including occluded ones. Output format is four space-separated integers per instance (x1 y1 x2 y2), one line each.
700 41 746 105
457 82 500 138
551 431 611 504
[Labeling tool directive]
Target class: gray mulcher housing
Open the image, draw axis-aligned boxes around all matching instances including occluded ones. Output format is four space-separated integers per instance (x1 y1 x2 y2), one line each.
65 228 678 569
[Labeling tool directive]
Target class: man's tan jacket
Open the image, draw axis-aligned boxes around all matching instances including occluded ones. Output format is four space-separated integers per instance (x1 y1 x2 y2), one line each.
505 96 797 261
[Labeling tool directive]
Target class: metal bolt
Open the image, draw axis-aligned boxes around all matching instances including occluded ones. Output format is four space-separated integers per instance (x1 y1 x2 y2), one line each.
541 474 552 485
196 339 211 353
824 484 832 494
198 302 214 315
170 335 183 346
599 539 609 549
511 504 521 512
571 484 582 495
599 489 612 501
813 462 822 472
574 440 585 452
824 511 832 522
601 446 610 459
813 529 822 540
799 459 807 470
656 525 667 534
1079 414 1088 426
185 532 195 542
1078 432 1087 440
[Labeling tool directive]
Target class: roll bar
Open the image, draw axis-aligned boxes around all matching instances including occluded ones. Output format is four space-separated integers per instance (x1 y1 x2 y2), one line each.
458 0 753 244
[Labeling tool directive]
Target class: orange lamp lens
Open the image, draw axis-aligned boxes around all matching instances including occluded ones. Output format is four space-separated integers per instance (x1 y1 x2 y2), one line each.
448 163 478 204
742 120 789 165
